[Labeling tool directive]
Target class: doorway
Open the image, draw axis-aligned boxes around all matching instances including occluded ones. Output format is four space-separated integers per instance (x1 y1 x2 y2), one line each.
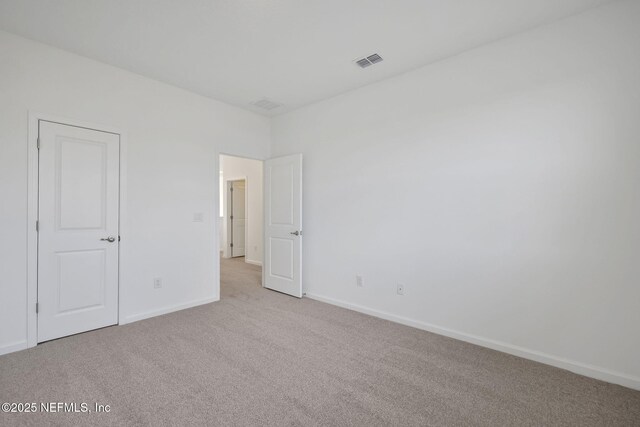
218 153 303 299
219 154 264 295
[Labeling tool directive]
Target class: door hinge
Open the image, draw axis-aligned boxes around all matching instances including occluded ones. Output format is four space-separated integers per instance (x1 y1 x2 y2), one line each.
230 243 233 247
230 215 233 220
118 235 121 242
230 187 233 192
36 302 39 314
36 220 39 232
37 137 40 150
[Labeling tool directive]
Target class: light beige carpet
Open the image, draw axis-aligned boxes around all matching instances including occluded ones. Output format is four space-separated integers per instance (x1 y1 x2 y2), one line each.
1 256 639 426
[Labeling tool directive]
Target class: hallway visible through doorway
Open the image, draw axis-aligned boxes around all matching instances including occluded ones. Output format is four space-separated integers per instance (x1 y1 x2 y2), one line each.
219 154 264 266
219 154 264 297
220 256 262 299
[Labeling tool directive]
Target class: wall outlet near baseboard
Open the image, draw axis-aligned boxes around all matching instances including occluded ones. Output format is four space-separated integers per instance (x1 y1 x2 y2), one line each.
154 278 162 289
397 284 405 295
356 275 364 287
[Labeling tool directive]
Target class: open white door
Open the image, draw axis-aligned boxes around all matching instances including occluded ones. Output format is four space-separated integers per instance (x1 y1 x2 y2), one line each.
37 121 120 342
264 154 302 298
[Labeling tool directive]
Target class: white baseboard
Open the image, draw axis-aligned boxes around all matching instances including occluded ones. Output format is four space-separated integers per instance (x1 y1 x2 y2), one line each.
245 259 263 267
0 340 28 357
122 296 219 324
305 292 640 391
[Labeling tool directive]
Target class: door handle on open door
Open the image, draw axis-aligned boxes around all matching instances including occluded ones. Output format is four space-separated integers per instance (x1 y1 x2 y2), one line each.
100 236 116 242
290 231 301 236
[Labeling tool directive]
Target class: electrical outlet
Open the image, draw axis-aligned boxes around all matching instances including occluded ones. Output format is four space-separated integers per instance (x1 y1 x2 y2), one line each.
193 212 204 222
154 278 162 289
356 275 364 287
397 284 405 295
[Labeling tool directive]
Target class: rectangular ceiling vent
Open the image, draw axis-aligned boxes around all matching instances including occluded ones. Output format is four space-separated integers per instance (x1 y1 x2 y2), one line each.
252 98 282 111
355 53 383 68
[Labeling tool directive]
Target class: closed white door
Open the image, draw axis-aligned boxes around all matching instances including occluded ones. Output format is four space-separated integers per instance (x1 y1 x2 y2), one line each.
230 180 246 257
264 154 302 298
37 121 120 343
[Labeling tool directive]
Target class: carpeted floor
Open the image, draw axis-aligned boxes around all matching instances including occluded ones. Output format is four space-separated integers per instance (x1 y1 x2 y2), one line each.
1 256 639 426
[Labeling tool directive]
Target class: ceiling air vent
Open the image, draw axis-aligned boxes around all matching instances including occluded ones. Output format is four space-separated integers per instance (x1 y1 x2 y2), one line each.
355 53 384 68
252 98 282 111
356 58 371 68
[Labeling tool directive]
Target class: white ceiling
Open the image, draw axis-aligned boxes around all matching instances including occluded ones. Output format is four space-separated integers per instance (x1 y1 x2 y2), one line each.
0 0 613 115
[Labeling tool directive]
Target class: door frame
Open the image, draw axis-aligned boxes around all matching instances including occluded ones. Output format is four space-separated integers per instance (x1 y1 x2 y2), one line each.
26 112 128 348
225 178 248 258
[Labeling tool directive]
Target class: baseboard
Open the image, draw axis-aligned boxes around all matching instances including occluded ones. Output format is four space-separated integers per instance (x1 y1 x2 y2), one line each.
0 340 28 357
305 292 640 391
245 259 263 267
122 296 219 324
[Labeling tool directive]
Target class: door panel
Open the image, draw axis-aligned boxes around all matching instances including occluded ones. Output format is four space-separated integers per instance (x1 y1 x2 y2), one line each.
57 249 106 313
58 139 107 229
38 121 120 343
264 154 302 298
269 164 294 225
269 238 294 279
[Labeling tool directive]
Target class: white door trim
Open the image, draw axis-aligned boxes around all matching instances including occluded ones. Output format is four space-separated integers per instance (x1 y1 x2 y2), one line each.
26 112 128 348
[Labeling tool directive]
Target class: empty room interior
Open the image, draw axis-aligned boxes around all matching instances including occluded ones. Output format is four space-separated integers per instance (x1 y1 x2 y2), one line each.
1 0 639 425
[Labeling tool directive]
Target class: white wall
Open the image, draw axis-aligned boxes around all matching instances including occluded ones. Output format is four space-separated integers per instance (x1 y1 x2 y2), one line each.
272 1 640 389
220 155 264 265
0 31 270 354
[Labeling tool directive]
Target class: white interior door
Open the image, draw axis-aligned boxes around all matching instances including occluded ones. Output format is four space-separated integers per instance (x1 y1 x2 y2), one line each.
230 180 246 257
264 154 302 298
37 121 120 343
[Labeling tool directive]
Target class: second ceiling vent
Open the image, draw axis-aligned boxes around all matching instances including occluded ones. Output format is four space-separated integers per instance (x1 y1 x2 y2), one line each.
355 53 383 68
252 98 282 111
